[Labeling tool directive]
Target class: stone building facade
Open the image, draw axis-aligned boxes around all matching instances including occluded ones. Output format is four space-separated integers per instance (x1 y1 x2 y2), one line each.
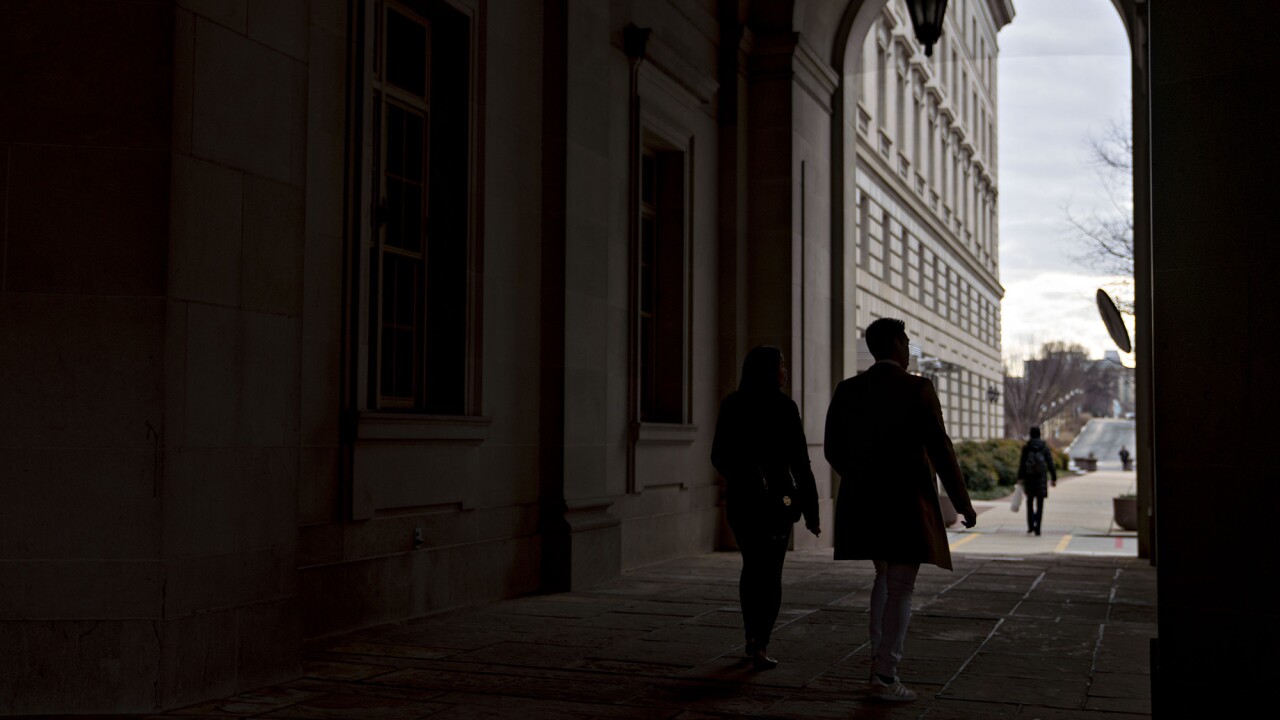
0 0 1022 712
851 0 1008 441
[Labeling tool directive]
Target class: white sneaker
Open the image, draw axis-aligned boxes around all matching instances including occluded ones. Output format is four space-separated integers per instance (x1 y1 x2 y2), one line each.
869 674 917 702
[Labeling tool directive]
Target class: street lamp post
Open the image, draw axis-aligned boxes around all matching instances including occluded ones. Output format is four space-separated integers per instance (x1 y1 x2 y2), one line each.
986 384 999 439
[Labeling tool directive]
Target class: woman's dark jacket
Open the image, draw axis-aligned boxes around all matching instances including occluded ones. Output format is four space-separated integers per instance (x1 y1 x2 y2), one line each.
711 389 820 531
1018 438 1058 497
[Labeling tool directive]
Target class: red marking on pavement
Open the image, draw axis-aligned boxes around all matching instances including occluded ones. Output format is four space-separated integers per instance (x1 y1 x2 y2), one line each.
1115 537 1124 549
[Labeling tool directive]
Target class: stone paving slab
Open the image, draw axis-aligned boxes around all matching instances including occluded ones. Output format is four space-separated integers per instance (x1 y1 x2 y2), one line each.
95 550 1158 719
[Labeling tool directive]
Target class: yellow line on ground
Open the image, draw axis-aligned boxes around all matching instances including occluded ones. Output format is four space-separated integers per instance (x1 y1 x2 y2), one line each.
1055 534 1073 552
949 533 980 550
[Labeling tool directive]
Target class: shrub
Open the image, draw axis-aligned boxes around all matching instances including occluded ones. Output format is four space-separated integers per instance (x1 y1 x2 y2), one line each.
952 439 1040 495
1052 448 1070 470
983 439 1023 486
954 441 999 492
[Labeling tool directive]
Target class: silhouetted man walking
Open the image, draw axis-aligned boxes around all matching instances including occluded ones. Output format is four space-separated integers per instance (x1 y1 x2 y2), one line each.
824 318 977 702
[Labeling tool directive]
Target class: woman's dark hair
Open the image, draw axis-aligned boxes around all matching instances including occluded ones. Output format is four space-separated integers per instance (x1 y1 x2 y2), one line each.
739 345 784 393
1029 426 1042 439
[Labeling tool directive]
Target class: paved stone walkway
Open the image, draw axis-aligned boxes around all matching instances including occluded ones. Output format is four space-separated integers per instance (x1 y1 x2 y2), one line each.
154 550 1154 719
955 469 1140 558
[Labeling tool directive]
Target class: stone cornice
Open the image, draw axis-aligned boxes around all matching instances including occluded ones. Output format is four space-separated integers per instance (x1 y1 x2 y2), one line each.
620 24 719 105
793 34 839 111
880 3 900 29
987 0 1016 29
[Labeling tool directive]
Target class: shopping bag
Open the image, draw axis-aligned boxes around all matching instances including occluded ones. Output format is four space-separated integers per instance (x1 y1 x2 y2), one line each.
1010 483 1024 512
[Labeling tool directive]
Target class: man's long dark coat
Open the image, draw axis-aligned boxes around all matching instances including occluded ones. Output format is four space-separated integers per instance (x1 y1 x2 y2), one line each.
824 362 975 570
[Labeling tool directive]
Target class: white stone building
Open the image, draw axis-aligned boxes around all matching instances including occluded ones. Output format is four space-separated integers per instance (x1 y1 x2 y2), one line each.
851 0 1011 440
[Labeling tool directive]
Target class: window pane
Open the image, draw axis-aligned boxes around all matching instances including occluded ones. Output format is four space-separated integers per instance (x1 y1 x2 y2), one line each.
640 216 655 313
385 178 404 248
641 154 655 205
393 328 415 398
379 253 422 403
403 180 423 252
387 104 405 178
404 112 425 183
386 9 427 96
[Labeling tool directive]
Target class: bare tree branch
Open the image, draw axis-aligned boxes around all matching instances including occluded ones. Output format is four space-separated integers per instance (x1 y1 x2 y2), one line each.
1067 119 1136 318
1003 342 1093 437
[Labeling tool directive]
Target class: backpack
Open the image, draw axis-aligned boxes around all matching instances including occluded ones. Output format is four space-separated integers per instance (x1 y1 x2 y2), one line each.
1021 446 1049 478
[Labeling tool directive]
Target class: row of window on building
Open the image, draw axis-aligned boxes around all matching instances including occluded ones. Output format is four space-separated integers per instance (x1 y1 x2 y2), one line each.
858 196 1000 351
863 3 999 274
934 368 1002 440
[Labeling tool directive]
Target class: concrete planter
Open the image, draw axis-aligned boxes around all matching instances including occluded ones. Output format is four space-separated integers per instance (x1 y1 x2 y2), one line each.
1113 497 1139 531
1076 456 1098 472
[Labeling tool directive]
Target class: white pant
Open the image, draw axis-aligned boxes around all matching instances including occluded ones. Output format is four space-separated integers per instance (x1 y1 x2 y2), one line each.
869 560 921 679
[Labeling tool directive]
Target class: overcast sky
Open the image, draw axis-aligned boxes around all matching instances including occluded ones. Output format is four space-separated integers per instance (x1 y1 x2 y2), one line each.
997 0 1133 365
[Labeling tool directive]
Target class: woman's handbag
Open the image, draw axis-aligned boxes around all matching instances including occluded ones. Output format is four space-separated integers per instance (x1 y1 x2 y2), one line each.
1010 482 1024 512
761 468 803 524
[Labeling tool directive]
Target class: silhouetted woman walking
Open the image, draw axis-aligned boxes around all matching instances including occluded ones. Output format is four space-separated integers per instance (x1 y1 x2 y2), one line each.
712 346 821 670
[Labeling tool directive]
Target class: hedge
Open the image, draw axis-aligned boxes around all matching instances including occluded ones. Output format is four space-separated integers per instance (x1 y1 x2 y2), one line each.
952 439 1069 495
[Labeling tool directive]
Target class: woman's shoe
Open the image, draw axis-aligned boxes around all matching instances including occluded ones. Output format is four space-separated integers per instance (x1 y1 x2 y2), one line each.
752 651 778 671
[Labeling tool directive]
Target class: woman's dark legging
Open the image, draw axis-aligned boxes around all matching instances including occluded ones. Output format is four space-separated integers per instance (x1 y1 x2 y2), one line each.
729 516 791 650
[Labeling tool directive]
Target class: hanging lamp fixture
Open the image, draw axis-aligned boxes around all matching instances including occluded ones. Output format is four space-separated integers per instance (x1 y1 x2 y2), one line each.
906 0 949 56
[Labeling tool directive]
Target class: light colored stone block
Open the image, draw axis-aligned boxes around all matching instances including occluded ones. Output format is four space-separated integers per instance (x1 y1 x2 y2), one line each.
311 0 346 36
297 445 339 526
0 620 160 714
163 448 297 558
248 0 307 61
241 310 301 446
307 27 346 138
352 443 476 516
180 0 247 33
193 18 305 184
164 545 295 617
169 153 243 306
304 129 344 235
181 302 240 446
241 174 303 316
299 232 341 447
157 608 238 710
0 447 158 560
0 559 162 620
236 597 302 691
0 294 164 449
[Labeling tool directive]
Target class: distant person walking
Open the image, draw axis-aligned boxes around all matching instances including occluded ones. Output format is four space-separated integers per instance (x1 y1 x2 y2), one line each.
711 346 821 671
824 318 977 702
1017 427 1057 535
1119 445 1132 471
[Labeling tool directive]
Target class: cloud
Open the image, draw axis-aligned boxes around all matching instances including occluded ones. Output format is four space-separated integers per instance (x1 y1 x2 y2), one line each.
996 0 1134 366
1001 271 1134 365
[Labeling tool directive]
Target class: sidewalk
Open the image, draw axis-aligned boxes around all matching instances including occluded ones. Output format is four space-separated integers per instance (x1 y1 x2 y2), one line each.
121 470 1154 719
953 469 1140 558
147 550 1154 719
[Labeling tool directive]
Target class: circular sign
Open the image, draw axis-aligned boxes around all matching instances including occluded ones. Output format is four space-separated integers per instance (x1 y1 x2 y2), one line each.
1096 289 1132 353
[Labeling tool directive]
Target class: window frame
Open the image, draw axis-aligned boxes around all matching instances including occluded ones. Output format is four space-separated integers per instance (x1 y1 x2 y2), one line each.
632 116 694 431
353 0 485 430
